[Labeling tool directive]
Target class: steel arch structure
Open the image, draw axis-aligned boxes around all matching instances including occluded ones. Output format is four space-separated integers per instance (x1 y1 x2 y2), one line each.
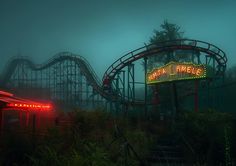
102 39 227 111
0 52 106 109
103 39 226 83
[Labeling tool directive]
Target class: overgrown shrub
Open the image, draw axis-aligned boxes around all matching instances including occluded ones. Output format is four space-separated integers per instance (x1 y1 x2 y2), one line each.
174 110 234 165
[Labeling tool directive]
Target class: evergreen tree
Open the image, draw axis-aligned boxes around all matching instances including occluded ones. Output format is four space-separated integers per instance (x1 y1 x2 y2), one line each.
147 20 195 70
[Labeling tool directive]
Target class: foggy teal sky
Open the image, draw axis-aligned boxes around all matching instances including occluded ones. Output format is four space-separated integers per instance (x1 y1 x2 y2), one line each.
0 0 236 78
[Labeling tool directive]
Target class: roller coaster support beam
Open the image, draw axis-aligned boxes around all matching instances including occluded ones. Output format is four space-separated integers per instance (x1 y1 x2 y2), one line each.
115 71 126 114
194 80 199 112
19 111 23 127
115 77 119 114
121 71 126 114
86 83 89 106
79 70 83 105
92 89 95 108
172 82 179 115
120 71 125 105
26 112 30 127
128 63 135 103
144 57 148 117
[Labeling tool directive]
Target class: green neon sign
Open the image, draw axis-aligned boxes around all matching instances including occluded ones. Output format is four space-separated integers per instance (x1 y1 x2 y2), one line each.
147 62 207 84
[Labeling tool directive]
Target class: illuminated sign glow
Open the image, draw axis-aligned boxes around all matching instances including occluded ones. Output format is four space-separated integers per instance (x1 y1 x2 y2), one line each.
0 90 53 112
147 62 207 84
6 103 52 111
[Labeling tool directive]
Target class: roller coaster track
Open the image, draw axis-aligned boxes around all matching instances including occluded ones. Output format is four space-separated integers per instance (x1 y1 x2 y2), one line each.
0 52 105 97
102 39 227 85
0 39 227 106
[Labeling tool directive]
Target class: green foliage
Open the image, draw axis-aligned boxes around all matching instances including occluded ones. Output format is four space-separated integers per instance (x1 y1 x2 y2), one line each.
148 19 186 69
224 126 232 166
174 110 234 165
12 109 153 166
149 20 184 44
28 146 66 166
28 142 116 166
4 108 234 165
72 109 113 143
125 129 152 157
78 143 115 166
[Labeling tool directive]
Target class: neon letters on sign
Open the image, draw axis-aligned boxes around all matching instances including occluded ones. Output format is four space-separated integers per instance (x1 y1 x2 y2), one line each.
147 62 207 84
6 103 52 111
0 90 53 111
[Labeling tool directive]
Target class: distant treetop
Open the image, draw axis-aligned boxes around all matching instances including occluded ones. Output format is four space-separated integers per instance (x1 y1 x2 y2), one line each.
149 20 184 44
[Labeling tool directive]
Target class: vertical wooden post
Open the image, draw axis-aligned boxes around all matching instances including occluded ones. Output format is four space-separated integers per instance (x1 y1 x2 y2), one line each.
18 111 23 128
26 112 30 127
32 113 36 134
194 80 199 112
36 113 41 130
144 57 148 117
172 82 179 114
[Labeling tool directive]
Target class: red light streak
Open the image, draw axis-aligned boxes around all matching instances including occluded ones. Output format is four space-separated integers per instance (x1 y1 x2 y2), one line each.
0 90 14 97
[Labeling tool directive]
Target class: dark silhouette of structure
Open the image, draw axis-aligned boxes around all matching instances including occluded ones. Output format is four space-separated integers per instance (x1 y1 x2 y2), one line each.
0 39 227 112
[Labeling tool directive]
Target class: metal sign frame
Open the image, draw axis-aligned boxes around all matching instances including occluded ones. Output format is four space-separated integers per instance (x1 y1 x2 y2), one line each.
147 62 207 84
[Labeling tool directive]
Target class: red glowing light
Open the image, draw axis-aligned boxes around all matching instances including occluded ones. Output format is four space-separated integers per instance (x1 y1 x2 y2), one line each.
0 90 53 112
6 102 52 111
